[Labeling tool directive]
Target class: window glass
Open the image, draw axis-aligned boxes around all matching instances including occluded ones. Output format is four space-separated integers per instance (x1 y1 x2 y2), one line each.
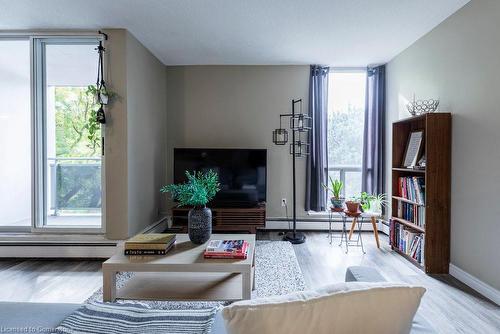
327 71 366 199
44 42 102 227
0 40 31 227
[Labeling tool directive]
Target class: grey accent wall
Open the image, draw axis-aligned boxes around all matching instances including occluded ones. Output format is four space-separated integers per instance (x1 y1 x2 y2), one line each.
165 66 309 218
103 29 166 239
386 0 500 289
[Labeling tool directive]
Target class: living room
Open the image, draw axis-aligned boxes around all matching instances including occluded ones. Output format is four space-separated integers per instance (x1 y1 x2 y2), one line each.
0 1 499 333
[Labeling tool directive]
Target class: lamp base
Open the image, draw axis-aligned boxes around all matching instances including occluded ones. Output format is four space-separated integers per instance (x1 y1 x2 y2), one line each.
284 231 306 244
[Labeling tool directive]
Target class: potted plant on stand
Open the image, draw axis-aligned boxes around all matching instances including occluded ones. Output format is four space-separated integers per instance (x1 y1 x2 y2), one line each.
367 193 388 214
345 198 361 214
358 192 388 214
323 177 344 211
161 170 220 244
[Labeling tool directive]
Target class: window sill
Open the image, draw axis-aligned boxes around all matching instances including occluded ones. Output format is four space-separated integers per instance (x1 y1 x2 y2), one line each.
307 210 330 216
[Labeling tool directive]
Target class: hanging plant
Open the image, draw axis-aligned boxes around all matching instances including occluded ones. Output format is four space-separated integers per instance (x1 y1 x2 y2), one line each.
83 34 118 150
86 84 116 106
84 84 116 151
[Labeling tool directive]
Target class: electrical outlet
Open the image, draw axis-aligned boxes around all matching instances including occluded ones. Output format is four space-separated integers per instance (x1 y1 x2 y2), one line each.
281 198 287 207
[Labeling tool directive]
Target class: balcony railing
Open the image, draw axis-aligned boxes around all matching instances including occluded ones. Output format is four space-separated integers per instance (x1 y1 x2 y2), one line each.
326 165 362 199
48 157 102 216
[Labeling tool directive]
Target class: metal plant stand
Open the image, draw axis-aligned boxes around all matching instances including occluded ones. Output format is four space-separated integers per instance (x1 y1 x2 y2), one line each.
327 209 366 254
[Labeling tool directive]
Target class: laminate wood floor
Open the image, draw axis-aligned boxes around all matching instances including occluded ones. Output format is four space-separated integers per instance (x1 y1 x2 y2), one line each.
0 231 498 333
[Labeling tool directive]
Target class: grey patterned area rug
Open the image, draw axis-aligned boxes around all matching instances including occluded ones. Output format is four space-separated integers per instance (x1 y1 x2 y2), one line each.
86 240 306 310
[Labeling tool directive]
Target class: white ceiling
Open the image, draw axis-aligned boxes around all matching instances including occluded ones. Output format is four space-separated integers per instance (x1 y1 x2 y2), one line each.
0 0 469 66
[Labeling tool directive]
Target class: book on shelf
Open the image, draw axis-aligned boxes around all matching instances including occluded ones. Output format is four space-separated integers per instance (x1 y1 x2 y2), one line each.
397 176 425 205
204 240 249 259
124 233 176 255
390 221 424 265
397 202 425 228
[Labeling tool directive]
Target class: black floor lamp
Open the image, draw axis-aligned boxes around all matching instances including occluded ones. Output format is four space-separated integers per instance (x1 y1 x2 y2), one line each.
272 99 310 244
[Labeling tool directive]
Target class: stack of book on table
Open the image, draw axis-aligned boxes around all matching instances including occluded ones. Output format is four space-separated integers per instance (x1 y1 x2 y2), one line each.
124 233 176 255
204 239 249 259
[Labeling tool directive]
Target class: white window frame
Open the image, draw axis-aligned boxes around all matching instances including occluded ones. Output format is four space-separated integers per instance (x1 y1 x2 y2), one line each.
30 35 106 234
326 67 367 200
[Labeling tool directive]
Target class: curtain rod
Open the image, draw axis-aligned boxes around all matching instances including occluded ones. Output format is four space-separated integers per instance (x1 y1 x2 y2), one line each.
330 67 367 72
0 30 104 38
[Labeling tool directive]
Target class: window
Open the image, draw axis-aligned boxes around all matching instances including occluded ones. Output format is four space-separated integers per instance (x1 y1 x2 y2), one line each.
327 70 367 199
0 35 104 232
34 38 103 229
0 39 31 228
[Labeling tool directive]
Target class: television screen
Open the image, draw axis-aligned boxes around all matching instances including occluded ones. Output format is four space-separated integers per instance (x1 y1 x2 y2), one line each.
174 148 267 207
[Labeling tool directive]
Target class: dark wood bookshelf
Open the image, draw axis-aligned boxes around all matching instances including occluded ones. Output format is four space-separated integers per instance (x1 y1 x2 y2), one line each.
392 247 424 269
391 217 425 233
392 167 426 174
391 113 451 274
391 196 425 207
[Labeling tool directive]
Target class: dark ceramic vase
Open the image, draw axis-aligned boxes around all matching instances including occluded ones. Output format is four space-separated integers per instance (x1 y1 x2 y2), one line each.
187 206 212 244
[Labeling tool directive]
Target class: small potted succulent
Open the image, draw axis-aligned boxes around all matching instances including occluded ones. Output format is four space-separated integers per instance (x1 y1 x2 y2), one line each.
161 170 220 244
323 177 344 211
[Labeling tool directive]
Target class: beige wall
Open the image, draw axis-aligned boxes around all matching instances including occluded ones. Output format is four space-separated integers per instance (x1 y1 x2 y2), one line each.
126 32 167 236
103 29 128 239
103 29 166 239
386 0 500 289
165 66 309 218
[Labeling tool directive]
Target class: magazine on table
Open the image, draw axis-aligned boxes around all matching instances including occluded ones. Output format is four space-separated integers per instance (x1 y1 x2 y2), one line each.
204 240 249 259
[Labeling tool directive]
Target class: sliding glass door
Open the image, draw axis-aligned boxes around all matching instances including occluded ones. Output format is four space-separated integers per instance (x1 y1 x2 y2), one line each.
0 39 32 230
33 38 103 230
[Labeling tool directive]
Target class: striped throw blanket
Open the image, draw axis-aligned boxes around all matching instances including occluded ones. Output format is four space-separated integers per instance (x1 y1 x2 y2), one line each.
54 302 219 334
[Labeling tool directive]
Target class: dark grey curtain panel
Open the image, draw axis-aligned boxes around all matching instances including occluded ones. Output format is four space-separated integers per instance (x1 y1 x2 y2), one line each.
305 65 329 212
362 65 386 195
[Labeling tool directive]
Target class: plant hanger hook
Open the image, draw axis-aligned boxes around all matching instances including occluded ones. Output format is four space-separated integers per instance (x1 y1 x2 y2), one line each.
95 31 108 124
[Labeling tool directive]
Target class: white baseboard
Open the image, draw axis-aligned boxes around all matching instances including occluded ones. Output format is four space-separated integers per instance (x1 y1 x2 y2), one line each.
378 222 390 235
449 263 500 306
0 218 168 259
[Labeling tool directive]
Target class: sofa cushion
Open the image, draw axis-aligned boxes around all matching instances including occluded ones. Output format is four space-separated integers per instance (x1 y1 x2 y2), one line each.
0 302 80 333
222 282 425 334
345 266 436 333
345 265 386 282
210 310 228 334
55 302 218 334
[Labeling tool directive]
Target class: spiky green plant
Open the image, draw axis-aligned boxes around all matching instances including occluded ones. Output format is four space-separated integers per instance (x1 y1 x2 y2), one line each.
355 192 388 212
369 193 388 213
322 176 343 199
161 170 220 207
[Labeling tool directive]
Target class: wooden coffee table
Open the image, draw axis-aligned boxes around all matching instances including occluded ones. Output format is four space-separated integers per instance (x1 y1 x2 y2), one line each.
102 234 256 302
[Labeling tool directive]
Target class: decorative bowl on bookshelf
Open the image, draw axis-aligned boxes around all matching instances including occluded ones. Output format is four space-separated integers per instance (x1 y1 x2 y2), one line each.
406 98 439 116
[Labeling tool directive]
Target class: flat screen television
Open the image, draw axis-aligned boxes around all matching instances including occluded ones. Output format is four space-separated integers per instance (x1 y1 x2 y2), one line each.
174 148 267 208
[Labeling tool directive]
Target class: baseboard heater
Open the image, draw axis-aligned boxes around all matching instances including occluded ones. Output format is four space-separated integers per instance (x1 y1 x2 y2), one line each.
0 242 118 258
